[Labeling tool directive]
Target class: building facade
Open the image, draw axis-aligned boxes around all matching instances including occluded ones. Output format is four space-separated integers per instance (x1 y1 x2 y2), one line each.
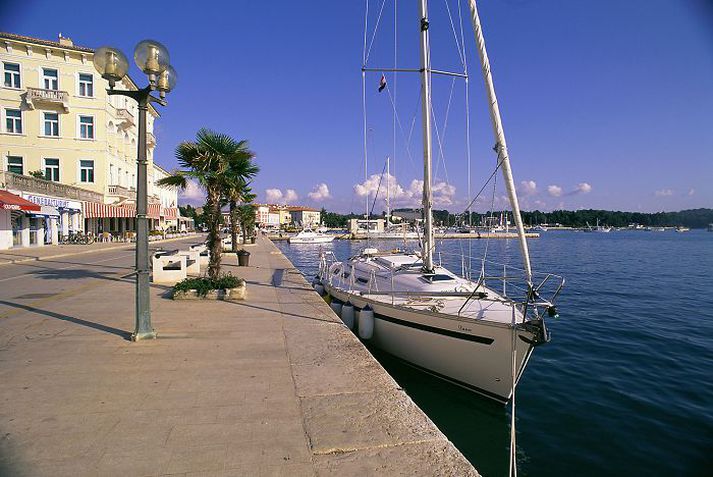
288 206 320 227
0 32 180 249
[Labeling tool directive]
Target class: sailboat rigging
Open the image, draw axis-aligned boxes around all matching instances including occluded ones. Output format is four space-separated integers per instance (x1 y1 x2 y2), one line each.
317 0 564 406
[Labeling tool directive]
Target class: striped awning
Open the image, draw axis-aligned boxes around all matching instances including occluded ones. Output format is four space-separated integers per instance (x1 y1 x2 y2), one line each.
83 202 161 219
161 207 178 219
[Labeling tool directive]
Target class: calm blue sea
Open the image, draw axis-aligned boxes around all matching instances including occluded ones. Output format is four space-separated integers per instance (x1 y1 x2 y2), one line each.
274 230 713 476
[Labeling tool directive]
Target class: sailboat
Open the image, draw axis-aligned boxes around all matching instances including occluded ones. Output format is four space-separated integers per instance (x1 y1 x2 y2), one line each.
317 0 564 404
374 157 420 240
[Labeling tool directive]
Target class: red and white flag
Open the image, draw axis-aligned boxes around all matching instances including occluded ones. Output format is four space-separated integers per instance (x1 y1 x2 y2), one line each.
378 74 387 92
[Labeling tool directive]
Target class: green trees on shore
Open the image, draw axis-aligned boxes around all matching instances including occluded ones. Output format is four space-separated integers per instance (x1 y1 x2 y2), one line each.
317 207 713 229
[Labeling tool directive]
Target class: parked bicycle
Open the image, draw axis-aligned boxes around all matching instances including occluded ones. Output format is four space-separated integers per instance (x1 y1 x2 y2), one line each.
59 231 96 245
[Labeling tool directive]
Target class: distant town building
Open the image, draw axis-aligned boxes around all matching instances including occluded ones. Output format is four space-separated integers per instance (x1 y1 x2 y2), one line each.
0 32 182 249
288 206 320 227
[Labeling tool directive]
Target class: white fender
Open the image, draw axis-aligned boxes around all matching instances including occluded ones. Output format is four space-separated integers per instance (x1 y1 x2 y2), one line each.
341 303 355 330
358 306 374 340
330 300 343 317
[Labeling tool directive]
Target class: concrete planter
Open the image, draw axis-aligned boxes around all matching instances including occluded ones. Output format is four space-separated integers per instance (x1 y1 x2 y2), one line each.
172 281 247 301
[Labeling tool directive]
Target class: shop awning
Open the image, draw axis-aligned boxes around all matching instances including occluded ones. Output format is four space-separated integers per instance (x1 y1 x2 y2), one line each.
29 205 60 217
0 190 41 212
83 201 161 219
161 207 178 219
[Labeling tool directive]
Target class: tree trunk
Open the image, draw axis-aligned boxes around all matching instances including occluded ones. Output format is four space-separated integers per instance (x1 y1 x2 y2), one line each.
205 188 222 280
229 199 238 253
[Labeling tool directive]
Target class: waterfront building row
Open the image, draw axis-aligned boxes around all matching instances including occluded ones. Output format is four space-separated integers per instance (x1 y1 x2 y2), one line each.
0 32 189 250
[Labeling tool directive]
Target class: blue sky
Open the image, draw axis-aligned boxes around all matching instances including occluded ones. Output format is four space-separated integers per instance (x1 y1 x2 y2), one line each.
3 0 712 213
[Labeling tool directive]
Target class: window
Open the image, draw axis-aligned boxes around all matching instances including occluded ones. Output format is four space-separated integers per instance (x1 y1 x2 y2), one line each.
44 158 60 181
80 160 94 183
79 115 94 139
43 112 59 136
5 109 22 133
109 164 115 184
78 73 93 97
7 156 23 174
3 62 21 88
43 68 58 90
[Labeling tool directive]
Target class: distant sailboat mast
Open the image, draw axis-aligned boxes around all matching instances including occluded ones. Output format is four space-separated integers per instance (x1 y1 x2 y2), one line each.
467 0 532 283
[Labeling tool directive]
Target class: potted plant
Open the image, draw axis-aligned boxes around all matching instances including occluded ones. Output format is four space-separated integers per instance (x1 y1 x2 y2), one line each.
172 273 246 301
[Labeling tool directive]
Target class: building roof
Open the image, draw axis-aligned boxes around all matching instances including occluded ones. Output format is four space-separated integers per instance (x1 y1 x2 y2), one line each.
287 206 320 212
0 32 94 53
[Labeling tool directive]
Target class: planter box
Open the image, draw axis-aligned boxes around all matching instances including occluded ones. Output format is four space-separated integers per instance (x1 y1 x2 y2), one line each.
173 281 246 301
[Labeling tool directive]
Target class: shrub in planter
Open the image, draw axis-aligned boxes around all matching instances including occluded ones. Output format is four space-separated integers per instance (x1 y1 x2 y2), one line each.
172 273 246 300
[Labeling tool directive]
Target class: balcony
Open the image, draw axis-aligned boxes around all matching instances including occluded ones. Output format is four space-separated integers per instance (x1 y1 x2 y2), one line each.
0 170 103 203
107 184 136 200
26 87 70 113
115 108 135 129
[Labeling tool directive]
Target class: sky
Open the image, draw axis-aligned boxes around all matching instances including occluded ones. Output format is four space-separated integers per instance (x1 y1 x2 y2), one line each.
3 0 712 214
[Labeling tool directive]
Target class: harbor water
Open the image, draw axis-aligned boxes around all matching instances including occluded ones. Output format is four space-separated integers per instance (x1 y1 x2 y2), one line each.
274 230 713 476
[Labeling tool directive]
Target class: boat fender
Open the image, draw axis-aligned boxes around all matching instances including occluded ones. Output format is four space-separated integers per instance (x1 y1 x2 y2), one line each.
358 305 374 340
330 300 343 317
340 302 355 330
314 283 325 296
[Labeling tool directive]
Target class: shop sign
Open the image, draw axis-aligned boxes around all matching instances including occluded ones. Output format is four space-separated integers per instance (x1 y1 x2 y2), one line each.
22 194 80 210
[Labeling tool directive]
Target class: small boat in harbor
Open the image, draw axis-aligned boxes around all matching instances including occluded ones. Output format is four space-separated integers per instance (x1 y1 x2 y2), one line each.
675 226 690 233
288 229 335 244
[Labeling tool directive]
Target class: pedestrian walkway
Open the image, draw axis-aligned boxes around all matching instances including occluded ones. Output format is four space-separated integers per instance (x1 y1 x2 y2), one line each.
0 233 200 265
0 236 478 476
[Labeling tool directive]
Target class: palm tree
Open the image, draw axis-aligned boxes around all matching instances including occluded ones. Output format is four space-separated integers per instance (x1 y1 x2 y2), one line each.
157 129 257 280
222 151 259 252
238 204 256 245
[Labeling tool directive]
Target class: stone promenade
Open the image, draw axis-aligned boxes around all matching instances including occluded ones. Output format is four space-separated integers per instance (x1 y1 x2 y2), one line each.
0 236 478 476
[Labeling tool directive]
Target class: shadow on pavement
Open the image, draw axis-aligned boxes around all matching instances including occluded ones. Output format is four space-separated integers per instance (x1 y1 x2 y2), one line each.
0 300 131 340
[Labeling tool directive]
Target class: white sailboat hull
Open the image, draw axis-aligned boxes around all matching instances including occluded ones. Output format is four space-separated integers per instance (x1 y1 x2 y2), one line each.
289 236 335 244
325 284 538 403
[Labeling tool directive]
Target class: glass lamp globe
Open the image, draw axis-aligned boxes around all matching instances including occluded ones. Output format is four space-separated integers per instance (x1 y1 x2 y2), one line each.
93 47 129 87
134 40 170 82
156 65 178 98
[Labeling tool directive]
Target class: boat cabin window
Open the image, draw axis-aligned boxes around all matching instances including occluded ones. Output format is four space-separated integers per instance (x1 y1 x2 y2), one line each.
332 268 341 275
356 277 369 284
342 272 350 278
421 274 455 283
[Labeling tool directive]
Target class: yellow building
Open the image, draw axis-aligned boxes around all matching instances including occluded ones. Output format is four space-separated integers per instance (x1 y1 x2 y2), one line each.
0 32 179 248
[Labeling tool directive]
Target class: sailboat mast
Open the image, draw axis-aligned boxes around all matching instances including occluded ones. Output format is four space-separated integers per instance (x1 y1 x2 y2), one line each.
386 156 391 225
418 0 435 272
466 0 533 283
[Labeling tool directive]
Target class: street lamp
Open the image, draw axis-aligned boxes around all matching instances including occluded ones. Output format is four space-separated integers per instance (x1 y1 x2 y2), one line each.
93 40 177 341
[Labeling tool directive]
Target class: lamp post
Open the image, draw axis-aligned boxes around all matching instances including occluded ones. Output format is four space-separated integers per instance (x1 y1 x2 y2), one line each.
93 40 177 341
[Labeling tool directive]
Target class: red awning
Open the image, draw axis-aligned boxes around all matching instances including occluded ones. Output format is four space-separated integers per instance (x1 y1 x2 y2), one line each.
161 207 178 219
82 202 161 219
0 190 41 212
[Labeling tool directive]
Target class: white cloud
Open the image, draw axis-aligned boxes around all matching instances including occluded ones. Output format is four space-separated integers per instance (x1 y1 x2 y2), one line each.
307 183 331 201
179 180 204 203
354 174 455 206
688 188 695 196
265 188 299 204
284 189 299 203
265 188 284 203
655 188 673 197
518 180 537 196
575 182 592 194
547 185 563 197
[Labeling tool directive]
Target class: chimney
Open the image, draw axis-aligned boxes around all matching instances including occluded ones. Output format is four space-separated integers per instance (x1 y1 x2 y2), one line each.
58 33 73 46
